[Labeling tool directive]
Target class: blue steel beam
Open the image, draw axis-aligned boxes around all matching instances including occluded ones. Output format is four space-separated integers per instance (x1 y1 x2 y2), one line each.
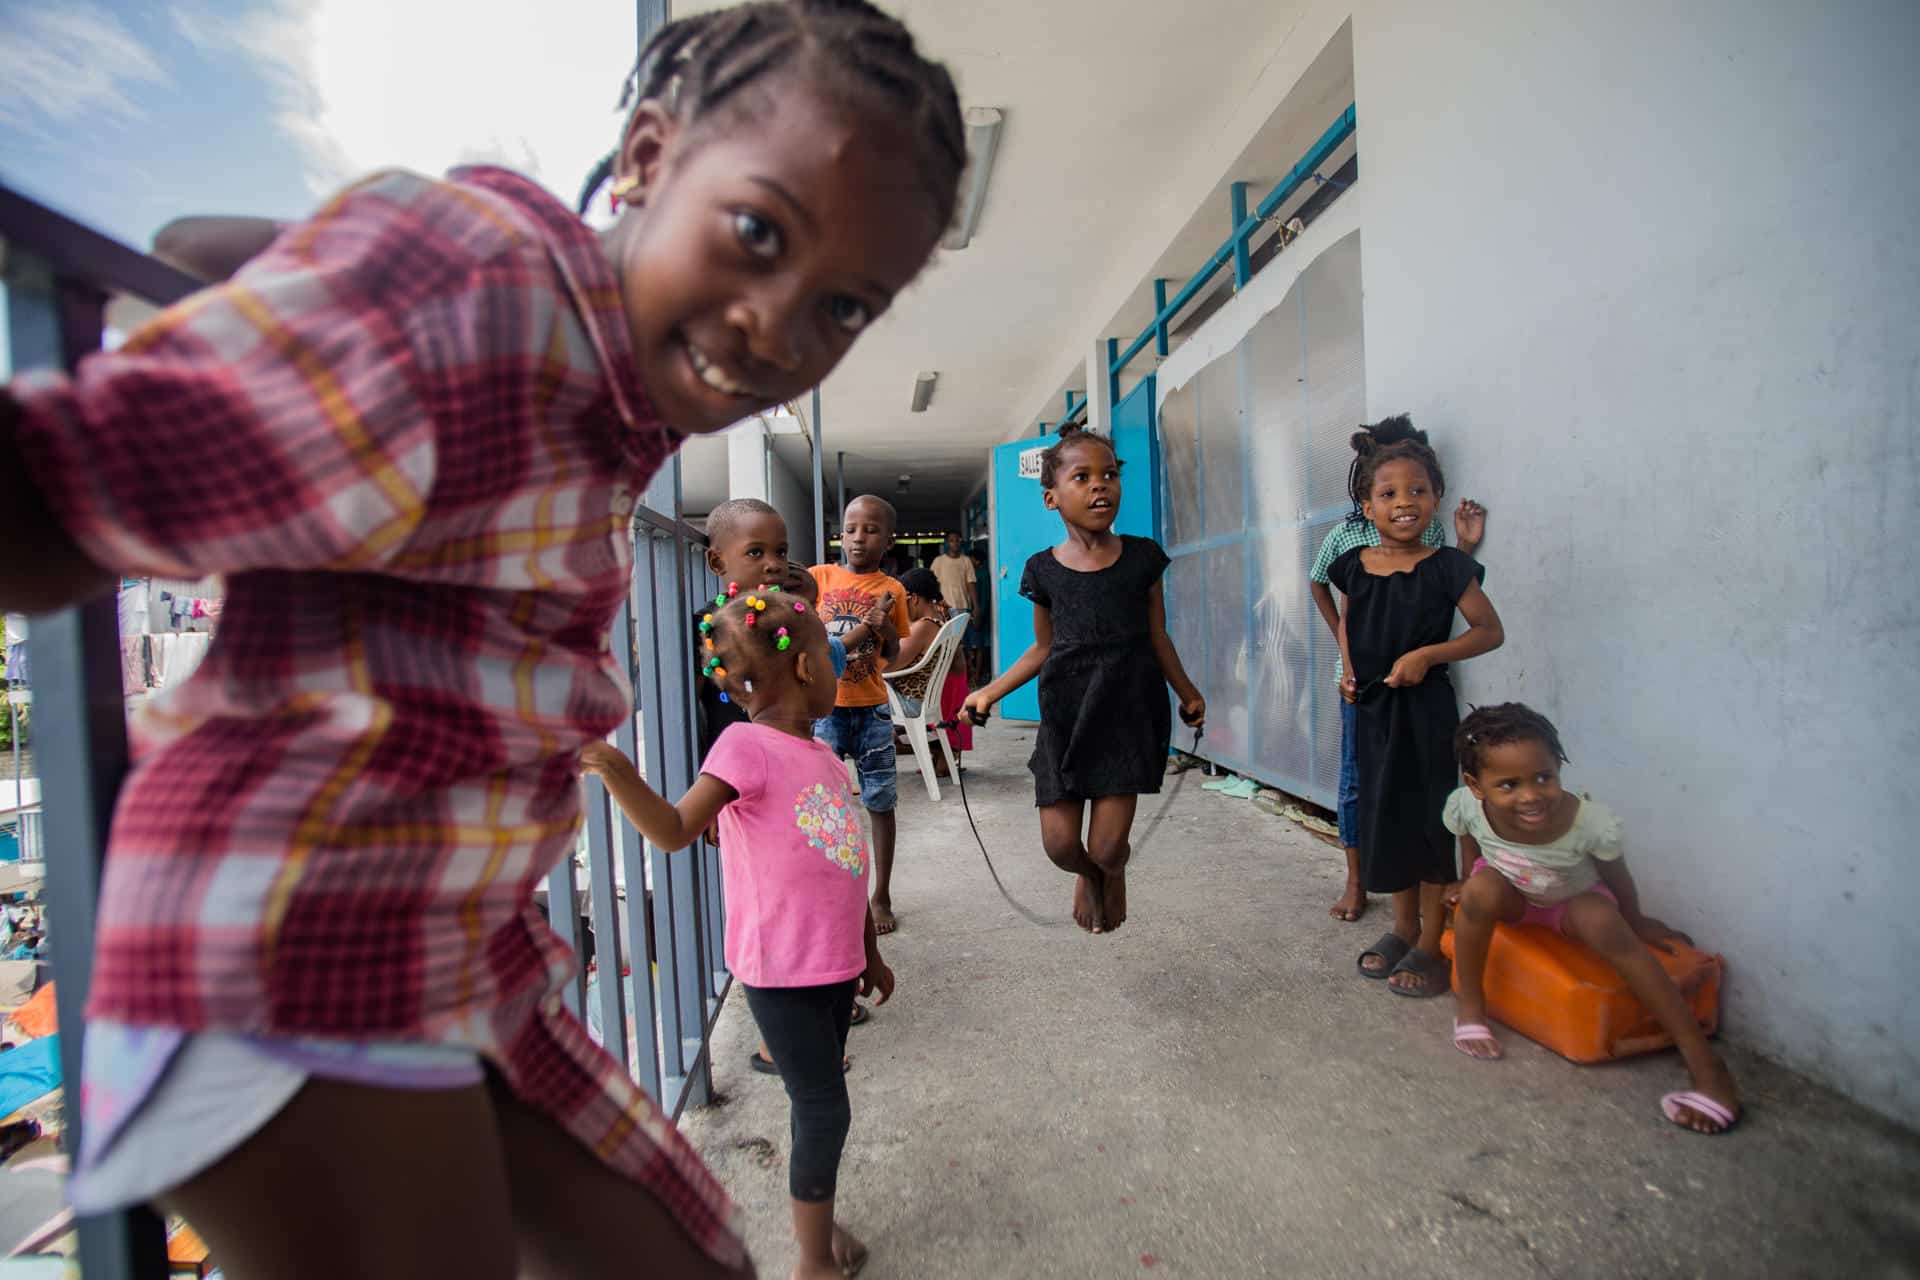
1110 104 1355 381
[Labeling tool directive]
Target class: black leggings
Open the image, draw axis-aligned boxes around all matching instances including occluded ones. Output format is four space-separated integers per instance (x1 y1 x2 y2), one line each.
742 979 857 1202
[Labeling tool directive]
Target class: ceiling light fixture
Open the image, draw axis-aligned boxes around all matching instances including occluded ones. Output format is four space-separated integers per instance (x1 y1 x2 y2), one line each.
942 107 1004 251
910 371 938 413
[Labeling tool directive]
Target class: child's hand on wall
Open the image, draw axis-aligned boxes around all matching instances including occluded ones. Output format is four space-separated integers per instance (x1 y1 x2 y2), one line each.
1454 499 1486 555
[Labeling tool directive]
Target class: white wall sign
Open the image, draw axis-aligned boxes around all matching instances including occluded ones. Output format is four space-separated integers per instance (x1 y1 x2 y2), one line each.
1017 446 1047 480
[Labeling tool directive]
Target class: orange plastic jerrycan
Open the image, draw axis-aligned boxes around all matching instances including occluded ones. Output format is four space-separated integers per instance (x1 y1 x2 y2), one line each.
1438 923 1722 1064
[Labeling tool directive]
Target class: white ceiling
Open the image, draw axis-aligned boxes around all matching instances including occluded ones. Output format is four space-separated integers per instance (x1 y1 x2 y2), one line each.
684 0 1346 512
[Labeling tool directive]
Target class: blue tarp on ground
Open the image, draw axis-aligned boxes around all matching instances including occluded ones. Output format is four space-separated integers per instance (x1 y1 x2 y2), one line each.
0 1034 59 1119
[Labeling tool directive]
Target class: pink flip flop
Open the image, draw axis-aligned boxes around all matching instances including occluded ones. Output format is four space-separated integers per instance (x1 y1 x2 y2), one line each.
1452 1021 1503 1059
1660 1090 1740 1134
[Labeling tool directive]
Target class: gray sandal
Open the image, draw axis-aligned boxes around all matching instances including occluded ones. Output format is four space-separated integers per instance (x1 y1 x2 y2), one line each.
1387 947 1451 998
1358 932 1411 979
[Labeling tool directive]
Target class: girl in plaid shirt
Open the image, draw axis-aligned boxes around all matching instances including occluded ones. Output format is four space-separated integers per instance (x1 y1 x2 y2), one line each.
0 2 966 1275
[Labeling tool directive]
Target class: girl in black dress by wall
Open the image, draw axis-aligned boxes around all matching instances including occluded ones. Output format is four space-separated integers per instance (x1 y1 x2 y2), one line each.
964 429 1204 934
1328 439 1504 997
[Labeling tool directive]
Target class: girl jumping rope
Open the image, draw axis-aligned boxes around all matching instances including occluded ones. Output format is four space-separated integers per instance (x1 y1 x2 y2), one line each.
964 428 1205 934
1447 703 1742 1134
1329 437 1504 998
0 2 964 1273
585 589 893 1277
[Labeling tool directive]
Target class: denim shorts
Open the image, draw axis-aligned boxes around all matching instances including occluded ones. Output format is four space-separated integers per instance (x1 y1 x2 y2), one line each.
814 704 898 813
1338 697 1360 848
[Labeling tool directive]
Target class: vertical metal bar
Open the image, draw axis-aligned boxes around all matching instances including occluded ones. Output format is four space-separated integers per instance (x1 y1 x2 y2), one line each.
1106 337 1121 415
1230 182 1251 288
545 856 585 1019
636 0 669 47
624 531 666 1100
1237 343 1261 766
811 388 827 564
663 536 709 1108
13 266 169 1277
1153 279 1171 357
835 450 847 533
583 754 628 1064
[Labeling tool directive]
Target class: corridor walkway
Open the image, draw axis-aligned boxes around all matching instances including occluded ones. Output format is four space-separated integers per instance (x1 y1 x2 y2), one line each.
681 726 1919 1278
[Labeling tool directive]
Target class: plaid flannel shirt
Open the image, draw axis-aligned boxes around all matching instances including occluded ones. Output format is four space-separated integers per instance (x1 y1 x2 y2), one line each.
10 167 742 1265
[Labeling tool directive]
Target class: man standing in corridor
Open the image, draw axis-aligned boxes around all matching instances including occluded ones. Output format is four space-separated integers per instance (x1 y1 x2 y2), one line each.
931 531 979 684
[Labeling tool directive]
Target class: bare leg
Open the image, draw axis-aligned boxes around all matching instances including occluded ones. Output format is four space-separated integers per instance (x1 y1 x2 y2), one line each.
1451 869 1528 1058
1561 895 1740 1132
1038 799 1104 932
1361 887 1422 975
1330 845 1368 922
489 1076 756 1278
869 809 897 934
160 1078 517 1280
1086 794 1140 934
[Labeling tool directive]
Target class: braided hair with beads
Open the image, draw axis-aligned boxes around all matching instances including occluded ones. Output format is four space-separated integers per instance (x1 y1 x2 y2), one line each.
578 0 967 222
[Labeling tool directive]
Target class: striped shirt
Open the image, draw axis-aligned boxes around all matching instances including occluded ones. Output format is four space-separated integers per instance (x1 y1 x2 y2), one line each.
10 167 741 1265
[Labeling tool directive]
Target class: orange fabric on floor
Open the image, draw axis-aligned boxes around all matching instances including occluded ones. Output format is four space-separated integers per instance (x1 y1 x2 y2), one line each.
8 982 56 1040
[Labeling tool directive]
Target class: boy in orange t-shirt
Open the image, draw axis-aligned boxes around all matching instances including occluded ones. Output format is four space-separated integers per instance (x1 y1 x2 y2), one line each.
811 495 918 934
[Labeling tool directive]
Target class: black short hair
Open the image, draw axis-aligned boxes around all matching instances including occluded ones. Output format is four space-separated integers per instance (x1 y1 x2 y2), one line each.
1456 703 1570 775
706 497 782 550
579 0 965 225
1353 438 1446 507
1039 427 1120 487
1345 414 1432 519
898 566 941 602
844 493 897 533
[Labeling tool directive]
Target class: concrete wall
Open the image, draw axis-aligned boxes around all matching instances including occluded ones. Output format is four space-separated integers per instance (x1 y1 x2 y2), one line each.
722 425 820 568
768 444 817 570
1161 0 1919 1123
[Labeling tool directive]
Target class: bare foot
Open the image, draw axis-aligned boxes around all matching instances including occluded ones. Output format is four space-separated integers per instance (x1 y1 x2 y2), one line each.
1072 871 1106 933
1329 881 1368 923
1099 864 1127 933
1668 1056 1742 1134
872 901 896 936
832 1224 869 1276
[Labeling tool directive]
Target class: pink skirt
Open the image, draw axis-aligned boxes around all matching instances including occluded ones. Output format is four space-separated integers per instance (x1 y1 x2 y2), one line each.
940 669 972 751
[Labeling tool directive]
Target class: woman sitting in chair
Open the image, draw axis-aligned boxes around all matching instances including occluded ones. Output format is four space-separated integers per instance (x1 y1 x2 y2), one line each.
892 568 972 770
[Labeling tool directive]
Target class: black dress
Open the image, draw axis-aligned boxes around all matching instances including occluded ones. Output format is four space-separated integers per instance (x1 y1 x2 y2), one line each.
1020 536 1173 806
1327 546 1485 894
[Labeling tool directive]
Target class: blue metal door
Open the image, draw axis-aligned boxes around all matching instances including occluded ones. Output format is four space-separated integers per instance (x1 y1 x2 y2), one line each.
990 383 1158 722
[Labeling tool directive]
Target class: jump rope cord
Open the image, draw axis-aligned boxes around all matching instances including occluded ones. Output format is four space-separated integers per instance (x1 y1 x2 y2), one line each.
933 715 1205 928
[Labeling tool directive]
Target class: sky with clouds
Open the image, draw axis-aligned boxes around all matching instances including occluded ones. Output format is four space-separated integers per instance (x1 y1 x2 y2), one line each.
0 0 643 251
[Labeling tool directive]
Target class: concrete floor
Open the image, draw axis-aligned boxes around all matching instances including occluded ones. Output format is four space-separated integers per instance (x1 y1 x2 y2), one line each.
680 726 1920 1279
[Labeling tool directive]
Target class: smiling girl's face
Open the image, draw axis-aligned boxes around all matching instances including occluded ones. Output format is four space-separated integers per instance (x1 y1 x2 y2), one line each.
1363 457 1439 545
608 82 947 435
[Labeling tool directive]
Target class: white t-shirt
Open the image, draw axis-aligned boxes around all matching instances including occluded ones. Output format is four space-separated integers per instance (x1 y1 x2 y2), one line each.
1443 788 1624 906
931 552 975 611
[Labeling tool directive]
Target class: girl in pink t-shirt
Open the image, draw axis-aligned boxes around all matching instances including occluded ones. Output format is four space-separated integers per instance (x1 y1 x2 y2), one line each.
584 585 891 1280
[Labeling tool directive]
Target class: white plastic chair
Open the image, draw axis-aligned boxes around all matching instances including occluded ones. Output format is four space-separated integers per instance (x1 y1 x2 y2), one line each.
882 611 969 802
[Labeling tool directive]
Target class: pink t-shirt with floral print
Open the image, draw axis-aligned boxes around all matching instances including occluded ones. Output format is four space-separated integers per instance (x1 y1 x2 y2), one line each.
701 722 871 988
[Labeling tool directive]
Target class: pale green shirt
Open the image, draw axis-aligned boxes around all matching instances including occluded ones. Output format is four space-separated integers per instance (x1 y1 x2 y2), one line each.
1443 787 1623 906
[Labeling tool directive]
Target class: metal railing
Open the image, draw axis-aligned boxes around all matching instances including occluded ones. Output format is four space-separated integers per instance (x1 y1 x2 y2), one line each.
4 178 195 1280
1 165 728 1271
1103 103 1357 407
